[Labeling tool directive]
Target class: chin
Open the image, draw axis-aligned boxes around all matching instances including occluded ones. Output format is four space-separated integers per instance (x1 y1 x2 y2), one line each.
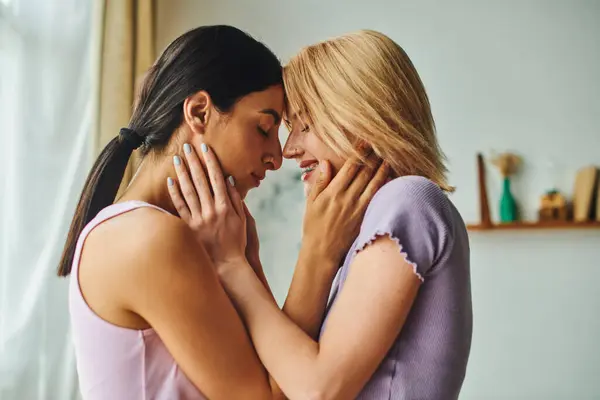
303 182 312 197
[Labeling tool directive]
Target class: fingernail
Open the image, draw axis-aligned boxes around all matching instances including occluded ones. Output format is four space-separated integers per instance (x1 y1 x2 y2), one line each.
183 143 191 154
173 155 181 166
201 143 208 153
320 162 326 172
167 177 174 186
228 176 235 187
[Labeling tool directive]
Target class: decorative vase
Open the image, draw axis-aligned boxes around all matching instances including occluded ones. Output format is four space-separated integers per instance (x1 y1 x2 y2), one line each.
499 177 517 222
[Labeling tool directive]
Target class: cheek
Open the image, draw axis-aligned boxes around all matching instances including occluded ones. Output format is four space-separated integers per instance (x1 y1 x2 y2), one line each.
204 130 244 176
305 134 343 168
235 130 264 164
304 134 328 160
221 125 266 181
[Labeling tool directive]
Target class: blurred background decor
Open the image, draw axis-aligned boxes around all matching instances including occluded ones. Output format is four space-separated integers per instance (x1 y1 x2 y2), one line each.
491 151 521 223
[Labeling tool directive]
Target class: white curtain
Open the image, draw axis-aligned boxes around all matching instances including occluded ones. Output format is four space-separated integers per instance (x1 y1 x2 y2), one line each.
0 0 94 398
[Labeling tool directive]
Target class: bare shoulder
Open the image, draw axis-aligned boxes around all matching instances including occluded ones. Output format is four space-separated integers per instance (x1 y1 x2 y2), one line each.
83 207 197 268
88 206 205 264
79 206 211 328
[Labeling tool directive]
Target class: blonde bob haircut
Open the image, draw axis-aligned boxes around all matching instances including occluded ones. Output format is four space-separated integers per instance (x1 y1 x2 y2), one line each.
283 30 453 192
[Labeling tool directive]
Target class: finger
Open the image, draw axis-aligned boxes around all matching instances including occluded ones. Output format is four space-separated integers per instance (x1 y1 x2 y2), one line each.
346 148 381 193
200 143 231 210
173 154 202 216
324 158 361 193
359 162 390 204
356 141 374 159
308 160 332 201
347 160 380 195
226 176 244 219
183 143 213 212
167 177 192 221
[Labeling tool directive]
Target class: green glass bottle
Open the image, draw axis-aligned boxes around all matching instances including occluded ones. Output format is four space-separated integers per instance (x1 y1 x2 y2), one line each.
499 177 517 222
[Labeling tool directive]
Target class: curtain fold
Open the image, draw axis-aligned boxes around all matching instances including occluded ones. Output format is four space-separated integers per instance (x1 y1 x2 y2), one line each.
0 0 93 398
97 0 156 194
0 1 155 398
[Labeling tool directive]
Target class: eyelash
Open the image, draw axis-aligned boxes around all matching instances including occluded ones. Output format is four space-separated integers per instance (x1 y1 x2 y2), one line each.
258 127 269 137
281 121 309 133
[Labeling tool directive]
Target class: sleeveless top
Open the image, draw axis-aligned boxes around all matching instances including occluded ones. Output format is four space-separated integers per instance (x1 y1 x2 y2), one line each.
69 201 205 399
320 176 473 399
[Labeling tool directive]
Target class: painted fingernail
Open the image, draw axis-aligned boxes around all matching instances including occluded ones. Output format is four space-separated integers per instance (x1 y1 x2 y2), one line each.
228 176 235 187
201 143 208 153
173 155 181 166
167 177 174 186
183 143 191 154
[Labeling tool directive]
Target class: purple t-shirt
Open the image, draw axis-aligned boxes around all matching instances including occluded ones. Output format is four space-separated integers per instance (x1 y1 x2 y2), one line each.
319 176 473 399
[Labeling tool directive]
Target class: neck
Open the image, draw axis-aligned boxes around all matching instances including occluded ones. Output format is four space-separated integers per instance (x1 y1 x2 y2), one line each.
116 155 179 216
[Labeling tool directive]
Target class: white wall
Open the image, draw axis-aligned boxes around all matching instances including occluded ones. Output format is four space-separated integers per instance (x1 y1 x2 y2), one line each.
157 1 600 398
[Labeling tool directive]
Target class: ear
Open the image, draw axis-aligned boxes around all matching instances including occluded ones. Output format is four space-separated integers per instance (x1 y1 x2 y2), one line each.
183 91 212 135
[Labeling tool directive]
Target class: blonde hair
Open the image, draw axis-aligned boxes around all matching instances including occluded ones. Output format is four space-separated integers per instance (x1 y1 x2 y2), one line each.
283 30 453 192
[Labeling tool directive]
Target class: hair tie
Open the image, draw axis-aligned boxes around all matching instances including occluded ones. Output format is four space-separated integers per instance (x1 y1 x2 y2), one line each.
119 128 144 149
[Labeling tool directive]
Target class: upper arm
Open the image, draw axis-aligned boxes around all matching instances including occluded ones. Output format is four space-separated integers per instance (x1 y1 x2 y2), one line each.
123 216 271 399
317 236 420 398
316 177 453 398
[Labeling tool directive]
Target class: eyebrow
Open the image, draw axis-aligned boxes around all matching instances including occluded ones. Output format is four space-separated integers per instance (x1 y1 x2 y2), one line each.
260 109 282 125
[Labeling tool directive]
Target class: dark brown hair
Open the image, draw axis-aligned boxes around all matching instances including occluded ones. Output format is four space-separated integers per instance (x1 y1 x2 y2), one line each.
57 25 282 276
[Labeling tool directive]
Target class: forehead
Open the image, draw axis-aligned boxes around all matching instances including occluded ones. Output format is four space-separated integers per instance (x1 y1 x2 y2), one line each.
283 104 306 123
236 85 285 115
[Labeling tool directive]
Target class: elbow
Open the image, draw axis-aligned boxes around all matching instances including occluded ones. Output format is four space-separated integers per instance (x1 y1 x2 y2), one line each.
302 390 327 400
276 385 325 400
279 370 344 400
291 384 340 400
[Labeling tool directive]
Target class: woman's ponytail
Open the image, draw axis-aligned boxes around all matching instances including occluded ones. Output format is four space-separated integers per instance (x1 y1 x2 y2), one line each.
56 129 143 276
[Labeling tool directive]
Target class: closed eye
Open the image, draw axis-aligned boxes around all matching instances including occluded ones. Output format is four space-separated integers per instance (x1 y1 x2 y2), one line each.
258 127 269 137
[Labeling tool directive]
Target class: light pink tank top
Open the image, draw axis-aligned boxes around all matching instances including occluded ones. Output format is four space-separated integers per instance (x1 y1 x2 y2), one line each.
69 200 205 399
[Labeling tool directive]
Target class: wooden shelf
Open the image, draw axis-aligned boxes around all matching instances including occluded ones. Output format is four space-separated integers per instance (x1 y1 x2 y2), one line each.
470 153 600 232
467 220 600 231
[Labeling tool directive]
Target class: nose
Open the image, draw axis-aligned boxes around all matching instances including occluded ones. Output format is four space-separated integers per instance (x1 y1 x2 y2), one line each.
283 132 303 160
264 138 283 171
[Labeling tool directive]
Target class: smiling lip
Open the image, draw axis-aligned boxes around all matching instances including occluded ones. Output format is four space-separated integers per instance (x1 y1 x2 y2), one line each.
301 170 315 182
299 160 318 169
299 159 319 183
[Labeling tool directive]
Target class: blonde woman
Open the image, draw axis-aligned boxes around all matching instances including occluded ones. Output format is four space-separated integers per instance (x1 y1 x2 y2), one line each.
171 30 472 399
